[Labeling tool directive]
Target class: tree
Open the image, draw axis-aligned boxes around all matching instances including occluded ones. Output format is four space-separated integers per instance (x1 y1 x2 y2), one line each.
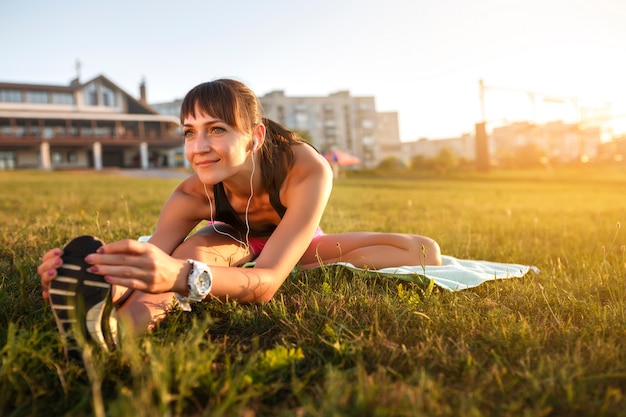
410 155 430 171
377 156 405 170
433 147 458 174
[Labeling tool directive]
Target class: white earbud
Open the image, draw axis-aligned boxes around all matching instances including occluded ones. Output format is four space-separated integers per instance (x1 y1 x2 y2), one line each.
252 137 259 151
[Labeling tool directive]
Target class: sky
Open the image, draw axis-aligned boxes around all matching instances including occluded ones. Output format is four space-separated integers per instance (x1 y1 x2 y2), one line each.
2 0 626 141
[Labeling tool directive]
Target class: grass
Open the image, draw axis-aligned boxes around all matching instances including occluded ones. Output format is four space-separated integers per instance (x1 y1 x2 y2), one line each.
1 166 625 416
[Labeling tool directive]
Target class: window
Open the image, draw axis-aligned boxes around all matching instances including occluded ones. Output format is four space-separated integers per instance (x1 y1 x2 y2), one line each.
102 86 116 107
277 106 285 124
28 126 41 136
0 89 23 102
84 83 98 105
52 152 63 164
295 111 309 129
27 91 49 103
0 151 16 170
359 101 372 111
0 126 14 136
52 92 74 105
95 127 110 137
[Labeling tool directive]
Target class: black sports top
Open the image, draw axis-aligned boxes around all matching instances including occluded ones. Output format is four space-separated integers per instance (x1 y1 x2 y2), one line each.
212 182 287 237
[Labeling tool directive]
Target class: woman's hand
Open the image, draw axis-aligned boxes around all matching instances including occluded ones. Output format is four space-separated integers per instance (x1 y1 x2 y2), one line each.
85 239 190 294
38 248 63 300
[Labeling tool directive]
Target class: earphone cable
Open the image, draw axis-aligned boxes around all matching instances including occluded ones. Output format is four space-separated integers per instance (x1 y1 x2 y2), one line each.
202 152 255 250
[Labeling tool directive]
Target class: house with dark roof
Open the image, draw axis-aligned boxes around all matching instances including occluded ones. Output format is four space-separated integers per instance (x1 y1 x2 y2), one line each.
0 75 182 170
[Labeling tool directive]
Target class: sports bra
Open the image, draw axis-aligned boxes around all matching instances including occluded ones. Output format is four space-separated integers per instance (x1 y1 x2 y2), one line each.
212 182 287 237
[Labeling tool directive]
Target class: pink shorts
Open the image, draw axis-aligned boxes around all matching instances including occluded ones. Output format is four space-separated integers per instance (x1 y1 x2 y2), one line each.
248 226 325 257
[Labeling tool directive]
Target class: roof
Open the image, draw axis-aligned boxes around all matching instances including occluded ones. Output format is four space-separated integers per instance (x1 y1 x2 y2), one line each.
0 80 76 93
0 74 161 116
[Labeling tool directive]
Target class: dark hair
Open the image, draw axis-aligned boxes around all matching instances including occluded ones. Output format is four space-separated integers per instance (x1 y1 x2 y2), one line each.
180 79 302 195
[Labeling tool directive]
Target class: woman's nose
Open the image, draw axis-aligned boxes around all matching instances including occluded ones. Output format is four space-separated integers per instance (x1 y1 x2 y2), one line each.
194 133 210 153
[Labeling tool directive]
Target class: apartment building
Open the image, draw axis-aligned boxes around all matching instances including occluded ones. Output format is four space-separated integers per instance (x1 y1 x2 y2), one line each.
376 111 403 162
0 75 181 170
259 90 387 168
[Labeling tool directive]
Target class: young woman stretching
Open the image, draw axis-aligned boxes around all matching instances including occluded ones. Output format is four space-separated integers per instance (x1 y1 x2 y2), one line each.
38 79 441 352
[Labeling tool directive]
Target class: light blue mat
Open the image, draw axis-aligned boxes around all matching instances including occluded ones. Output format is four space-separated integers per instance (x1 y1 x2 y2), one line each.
326 255 539 291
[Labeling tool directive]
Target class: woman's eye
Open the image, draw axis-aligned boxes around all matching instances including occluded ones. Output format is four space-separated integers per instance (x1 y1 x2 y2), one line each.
183 130 195 139
210 126 226 134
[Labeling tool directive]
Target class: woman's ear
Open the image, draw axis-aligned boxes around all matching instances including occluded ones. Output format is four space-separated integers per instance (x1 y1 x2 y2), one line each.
252 123 266 151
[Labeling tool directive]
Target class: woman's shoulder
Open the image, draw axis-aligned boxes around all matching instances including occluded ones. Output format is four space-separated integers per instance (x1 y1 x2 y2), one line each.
292 142 330 170
285 143 333 185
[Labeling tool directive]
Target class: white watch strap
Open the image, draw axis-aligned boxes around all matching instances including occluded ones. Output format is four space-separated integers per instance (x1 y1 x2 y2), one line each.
175 259 213 312
175 293 193 312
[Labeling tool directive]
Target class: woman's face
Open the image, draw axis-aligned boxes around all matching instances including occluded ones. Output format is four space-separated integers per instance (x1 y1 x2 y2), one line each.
182 105 253 185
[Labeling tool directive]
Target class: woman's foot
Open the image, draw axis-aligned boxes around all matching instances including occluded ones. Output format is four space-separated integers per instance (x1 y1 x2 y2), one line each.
48 236 118 359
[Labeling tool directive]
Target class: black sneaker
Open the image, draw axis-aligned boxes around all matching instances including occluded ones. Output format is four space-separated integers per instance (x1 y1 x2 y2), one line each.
48 235 118 358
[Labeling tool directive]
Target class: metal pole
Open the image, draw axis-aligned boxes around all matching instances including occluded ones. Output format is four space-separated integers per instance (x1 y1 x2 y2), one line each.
479 79 486 123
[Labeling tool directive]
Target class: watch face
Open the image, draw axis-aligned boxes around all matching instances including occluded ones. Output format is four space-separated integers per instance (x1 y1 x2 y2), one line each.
196 270 211 292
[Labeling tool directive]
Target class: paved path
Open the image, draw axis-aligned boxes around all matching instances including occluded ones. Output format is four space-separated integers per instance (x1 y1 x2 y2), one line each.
105 168 191 179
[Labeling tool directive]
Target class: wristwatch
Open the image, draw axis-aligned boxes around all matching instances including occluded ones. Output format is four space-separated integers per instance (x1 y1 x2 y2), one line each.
175 259 213 311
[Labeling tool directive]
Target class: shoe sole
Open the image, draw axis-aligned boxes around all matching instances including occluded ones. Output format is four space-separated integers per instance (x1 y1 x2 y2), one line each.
48 235 117 357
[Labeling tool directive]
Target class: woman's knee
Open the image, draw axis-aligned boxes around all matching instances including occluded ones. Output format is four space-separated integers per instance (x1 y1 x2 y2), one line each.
171 227 251 267
417 236 442 266
406 235 441 265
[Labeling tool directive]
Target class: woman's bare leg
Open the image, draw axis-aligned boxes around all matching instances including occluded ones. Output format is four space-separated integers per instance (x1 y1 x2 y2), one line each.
115 225 252 335
298 232 442 270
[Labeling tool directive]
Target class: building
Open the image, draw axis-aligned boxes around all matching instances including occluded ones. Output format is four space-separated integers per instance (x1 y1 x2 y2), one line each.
0 75 182 170
259 90 383 168
151 98 183 118
402 135 475 164
376 111 403 163
598 134 626 162
491 120 601 163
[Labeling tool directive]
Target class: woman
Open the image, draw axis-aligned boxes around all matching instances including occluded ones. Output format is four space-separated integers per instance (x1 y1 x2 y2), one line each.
38 79 441 351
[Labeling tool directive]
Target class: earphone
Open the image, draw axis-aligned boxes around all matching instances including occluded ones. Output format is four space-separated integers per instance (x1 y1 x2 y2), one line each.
252 137 259 151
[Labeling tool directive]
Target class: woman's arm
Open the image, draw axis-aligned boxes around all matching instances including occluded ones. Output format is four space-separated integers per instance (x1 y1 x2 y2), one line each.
147 175 210 254
38 175 208 300
209 143 333 301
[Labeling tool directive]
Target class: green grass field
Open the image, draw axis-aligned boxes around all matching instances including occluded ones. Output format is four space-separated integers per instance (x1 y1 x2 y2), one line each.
1 167 625 416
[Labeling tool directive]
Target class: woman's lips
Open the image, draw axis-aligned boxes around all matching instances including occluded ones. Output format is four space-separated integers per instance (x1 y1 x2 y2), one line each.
195 159 218 169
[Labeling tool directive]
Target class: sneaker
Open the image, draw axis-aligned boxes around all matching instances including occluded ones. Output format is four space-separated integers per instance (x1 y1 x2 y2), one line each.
48 235 118 358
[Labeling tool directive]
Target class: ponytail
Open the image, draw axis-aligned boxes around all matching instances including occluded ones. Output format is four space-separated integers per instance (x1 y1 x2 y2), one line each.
258 118 303 197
